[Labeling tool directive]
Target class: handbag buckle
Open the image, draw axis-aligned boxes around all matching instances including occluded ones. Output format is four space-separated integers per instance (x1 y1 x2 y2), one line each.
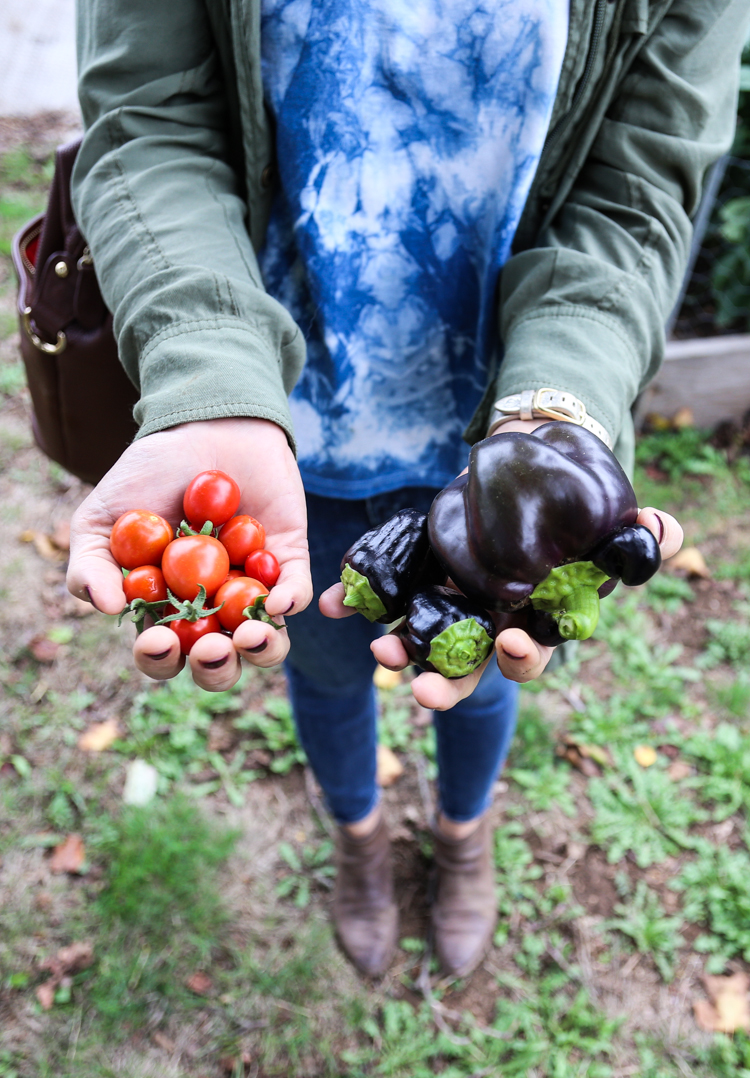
22 307 67 355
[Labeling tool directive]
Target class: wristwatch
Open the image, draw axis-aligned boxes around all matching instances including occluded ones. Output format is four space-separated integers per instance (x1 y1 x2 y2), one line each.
487 388 612 449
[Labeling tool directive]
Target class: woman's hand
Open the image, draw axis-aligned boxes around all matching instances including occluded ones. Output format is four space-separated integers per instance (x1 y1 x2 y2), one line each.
67 417 312 691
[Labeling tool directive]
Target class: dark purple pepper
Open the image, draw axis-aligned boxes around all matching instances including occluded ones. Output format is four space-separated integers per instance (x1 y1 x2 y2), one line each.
590 524 661 586
428 423 642 613
396 586 497 678
340 509 445 623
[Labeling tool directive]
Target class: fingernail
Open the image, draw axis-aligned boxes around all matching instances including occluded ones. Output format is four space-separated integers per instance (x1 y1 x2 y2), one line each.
653 512 665 544
200 655 229 670
282 601 295 615
85 586 102 612
144 648 172 661
243 640 268 654
501 647 525 661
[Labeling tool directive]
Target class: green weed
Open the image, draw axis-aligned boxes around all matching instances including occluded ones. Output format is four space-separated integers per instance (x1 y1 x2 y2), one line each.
683 722 750 819
588 761 705 867
235 695 307 773
699 616 750 668
605 879 684 982
672 842 750 972
643 574 695 614
276 837 335 906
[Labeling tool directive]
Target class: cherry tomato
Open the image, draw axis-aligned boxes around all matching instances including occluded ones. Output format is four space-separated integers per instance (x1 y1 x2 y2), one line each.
244 549 280 589
110 510 173 570
167 613 223 655
183 469 241 530
123 565 168 604
214 577 269 633
222 568 245 584
218 515 266 565
161 534 230 601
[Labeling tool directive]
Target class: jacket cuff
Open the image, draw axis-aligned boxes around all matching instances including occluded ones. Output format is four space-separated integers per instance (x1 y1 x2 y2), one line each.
491 305 650 446
133 318 298 453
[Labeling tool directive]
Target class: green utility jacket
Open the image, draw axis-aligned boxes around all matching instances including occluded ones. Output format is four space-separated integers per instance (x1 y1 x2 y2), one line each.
73 0 749 471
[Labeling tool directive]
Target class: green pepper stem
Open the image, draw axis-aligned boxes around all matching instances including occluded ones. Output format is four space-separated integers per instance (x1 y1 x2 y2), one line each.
531 561 609 642
427 618 494 678
555 586 601 641
340 564 387 622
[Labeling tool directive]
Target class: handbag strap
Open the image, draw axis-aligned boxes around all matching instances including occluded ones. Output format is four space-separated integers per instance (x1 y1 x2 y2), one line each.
33 138 86 308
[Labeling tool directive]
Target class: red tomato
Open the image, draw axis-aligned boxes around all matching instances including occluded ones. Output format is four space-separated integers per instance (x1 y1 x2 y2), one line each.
161 534 230 601
218 515 266 565
214 577 269 633
244 549 280 589
167 614 223 655
183 470 241 530
110 510 173 570
123 565 168 604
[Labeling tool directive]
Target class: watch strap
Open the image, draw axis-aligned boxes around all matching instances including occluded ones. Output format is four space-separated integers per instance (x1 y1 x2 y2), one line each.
487 388 612 449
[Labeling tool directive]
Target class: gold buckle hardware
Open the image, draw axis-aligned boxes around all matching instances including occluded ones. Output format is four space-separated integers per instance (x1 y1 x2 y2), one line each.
22 307 66 355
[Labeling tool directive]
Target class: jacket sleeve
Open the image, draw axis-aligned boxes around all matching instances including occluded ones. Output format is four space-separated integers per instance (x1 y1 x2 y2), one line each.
72 0 305 447
491 0 749 458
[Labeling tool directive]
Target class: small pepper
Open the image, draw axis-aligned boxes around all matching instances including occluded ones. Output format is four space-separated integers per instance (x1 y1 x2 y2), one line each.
428 423 661 642
396 586 497 678
340 509 444 623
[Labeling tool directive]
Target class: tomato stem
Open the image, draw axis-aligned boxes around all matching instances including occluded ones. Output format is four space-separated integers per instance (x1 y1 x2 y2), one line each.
154 585 225 625
242 596 283 630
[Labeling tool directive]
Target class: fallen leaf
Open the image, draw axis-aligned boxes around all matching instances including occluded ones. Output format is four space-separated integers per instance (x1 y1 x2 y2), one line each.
374 664 402 690
123 759 159 806
634 745 657 768
28 635 60 664
36 940 94 1008
672 406 694 429
49 834 86 875
667 760 692 781
186 971 213 995
220 1052 252 1074
78 719 120 753
35 982 56 1010
19 529 67 563
694 972 750 1033
665 546 710 579
556 736 613 776
377 744 404 787
152 1032 176 1053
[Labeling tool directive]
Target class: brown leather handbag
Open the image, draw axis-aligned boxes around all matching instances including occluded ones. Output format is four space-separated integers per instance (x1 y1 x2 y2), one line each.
11 138 139 486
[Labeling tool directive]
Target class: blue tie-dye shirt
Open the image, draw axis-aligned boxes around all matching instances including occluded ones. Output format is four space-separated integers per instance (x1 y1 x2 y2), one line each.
259 0 568 498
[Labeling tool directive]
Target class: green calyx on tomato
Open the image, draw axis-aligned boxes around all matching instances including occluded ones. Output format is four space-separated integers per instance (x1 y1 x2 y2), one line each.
242 594 283 630
118 596 171 634
178 519 216 538
155 585 225 627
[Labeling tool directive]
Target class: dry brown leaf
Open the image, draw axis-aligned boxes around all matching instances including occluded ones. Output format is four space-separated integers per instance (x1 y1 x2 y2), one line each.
665 546 710 579
49 833 86 874
20 529 68 563
556 736 612 777
186 971 213 995
377 744 404 787
694 972 750 1033
152 1033 177 1053
667 760 692 781
672 406 694 429
35 981 56 1010
78 719 120 753
373 664 402 690
28 635 60 664
36 940 94 1008
634 744 658 768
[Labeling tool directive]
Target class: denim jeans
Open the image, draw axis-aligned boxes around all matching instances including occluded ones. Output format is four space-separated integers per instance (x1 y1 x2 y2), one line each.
284 487 519 824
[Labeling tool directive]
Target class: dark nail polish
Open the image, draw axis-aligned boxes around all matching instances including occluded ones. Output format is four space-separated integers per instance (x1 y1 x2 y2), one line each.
502 649 525 661
654 513 665 544
282 601 295 615
144 648 172 661
85 586 102 612
244 640 268 654
200 655 230 670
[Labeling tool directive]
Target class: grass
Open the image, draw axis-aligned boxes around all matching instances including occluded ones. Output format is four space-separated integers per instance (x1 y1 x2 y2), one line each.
4 133 750 1074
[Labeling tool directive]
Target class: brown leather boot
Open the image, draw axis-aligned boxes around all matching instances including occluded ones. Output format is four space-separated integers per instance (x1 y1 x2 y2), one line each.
431 814 497 977
332 815 398 977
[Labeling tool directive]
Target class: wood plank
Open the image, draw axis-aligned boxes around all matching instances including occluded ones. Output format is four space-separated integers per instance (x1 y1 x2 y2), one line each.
634 334 750 429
